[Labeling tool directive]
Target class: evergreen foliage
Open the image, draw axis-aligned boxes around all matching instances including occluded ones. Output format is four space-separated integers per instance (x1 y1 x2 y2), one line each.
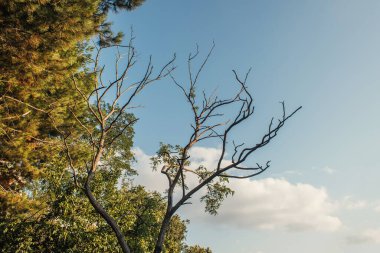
0 0 144 214
0 1 213 251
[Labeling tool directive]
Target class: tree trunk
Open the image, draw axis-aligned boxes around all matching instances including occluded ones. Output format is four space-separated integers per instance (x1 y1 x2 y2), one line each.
84 174 131 253
153 213 172 253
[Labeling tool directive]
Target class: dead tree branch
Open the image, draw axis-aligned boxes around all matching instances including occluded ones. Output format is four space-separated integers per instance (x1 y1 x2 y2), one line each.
63 36 176 253
152 45 301 253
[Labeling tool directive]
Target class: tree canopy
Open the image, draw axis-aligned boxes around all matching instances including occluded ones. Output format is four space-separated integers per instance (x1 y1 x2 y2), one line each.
0 1 215 252
0 0 143 215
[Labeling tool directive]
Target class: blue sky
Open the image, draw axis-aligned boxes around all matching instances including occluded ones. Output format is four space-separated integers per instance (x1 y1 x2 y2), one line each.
105 1 380 252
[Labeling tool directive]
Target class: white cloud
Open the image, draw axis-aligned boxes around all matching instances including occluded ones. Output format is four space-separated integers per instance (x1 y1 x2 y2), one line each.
347 228 380 244
187 177 341 232
374 205 380 213
132 147 342 232
339 196 368 210
131 147 167 193
132 146 230 193
188 146 232 173
188 146 223 167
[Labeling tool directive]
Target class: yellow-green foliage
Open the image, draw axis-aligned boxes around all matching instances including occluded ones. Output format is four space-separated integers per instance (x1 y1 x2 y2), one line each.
0 0 146 240
0 0 103 195
0 1 212 252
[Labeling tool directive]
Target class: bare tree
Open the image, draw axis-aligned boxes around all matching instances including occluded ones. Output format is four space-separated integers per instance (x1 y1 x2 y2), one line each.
151 44 301 253
64 39 300 253
63 35 175 253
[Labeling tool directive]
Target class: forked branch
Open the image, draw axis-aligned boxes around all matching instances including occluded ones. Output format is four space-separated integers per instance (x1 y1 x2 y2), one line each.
63 37 175 253
153 45 301 253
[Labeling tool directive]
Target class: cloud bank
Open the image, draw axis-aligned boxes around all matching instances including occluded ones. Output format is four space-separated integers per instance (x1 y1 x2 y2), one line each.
347 229 380 244
132 146 341 232
197 177 341 232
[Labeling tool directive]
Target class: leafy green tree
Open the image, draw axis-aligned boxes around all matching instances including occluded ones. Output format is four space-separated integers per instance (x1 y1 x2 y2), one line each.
0 157 188 253
184 245 213 253
0 1 214 252
1 89 189 252
54 36 176 252
0 0 144 223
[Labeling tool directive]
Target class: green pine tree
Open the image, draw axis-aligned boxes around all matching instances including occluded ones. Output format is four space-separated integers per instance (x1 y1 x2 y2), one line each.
0 0 144 217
